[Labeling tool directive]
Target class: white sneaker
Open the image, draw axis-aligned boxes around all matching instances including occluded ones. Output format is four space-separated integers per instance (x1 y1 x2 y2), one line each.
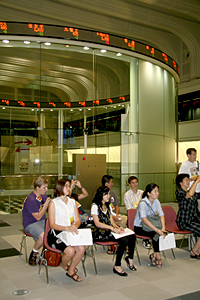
142 240 151 249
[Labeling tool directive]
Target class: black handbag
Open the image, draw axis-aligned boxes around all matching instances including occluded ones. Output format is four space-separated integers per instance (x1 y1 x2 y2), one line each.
139 200 162 232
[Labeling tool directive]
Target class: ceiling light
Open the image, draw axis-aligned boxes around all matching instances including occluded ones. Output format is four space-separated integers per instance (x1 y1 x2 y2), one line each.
83 46 89 50
101 49 106 53
2 107 5 109
31 109 34 111
118 104 121 106
2 39 9 43
24 41 30 44
114 106 116 108
88 108 91 110
70 109 73 111
45 42 51 46
79 109 82 111
50 109 53 111
41 109 43 111
116 53 122 56
65 44 70 47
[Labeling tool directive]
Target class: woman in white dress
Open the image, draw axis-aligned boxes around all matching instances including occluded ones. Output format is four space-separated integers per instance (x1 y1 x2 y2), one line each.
48 179 85 282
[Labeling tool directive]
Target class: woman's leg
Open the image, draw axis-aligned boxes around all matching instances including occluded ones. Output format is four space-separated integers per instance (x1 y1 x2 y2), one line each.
67 246 85 281
61 246 75 270
114 237 128 274
191 237 200 256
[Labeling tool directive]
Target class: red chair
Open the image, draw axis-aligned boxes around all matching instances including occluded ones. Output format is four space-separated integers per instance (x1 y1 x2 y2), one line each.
93 240 119 273
38 219 62 285
128 209 152 265
162 206 193 250
19 230 33 263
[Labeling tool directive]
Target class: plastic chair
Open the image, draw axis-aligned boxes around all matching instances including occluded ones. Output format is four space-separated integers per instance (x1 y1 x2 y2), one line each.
38 219 87 285
93 240 119 274
127 209 152 265
19 230 33 263
162 206 193 251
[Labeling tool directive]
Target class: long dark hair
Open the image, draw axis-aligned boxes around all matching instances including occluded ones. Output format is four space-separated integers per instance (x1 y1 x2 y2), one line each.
142 183 159 199
92 186 110 209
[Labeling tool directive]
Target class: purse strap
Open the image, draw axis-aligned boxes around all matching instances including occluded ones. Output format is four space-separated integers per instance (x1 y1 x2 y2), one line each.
140 200 156 216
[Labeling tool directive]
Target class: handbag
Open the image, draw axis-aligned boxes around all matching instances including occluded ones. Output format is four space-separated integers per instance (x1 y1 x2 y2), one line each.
46 250 61 267
140 200 162 232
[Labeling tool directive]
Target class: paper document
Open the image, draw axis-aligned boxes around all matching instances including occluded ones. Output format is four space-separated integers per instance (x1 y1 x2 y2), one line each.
57 228 93 246
159 233 176 251
111 228 135 239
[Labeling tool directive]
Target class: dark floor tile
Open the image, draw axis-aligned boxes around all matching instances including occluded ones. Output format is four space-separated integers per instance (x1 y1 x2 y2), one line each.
0 248 20 258
167 290 200 300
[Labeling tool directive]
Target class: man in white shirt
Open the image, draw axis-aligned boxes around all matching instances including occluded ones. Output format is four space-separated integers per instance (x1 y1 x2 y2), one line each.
179 148 200 192
124 176 151 249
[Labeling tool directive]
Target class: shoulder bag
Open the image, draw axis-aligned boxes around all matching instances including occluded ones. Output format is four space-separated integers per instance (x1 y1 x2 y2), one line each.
140 200 162 232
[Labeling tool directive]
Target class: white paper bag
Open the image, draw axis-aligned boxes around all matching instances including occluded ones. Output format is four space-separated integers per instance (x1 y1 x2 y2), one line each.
159 233 176 251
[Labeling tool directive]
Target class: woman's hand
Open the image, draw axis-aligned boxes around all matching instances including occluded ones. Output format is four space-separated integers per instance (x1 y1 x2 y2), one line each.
67 224 79 235
112 227 121 234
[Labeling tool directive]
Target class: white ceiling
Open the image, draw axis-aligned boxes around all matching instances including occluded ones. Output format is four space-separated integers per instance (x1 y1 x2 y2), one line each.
0 0 200 98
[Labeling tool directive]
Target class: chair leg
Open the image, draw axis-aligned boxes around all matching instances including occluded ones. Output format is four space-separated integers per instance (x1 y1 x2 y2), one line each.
19 234 28 263
81 251 87 278
171 248 176 259
38 248 49 285
179 234 186 248
162 251 166 260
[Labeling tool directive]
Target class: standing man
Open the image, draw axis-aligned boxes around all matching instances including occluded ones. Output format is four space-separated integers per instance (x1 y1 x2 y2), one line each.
22 176 51 265
124 176 151 249
179 148 200 192
102 175 127 226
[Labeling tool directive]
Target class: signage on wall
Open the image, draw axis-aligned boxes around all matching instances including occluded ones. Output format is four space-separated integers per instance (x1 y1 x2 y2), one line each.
14 136 33 174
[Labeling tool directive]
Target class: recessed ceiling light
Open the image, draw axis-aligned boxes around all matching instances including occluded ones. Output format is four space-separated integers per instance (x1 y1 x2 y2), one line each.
83 46 89 50
114 106 116 108
116 53 122 56
50 109 53 111
2 107 5 109
2 39 9 43
31 109 34 111
79 109 82 111
101 49 106 53
24 41 30 44
41 109 43 111
118 104 121 106
65 44 70 47
45 42 51 46
88 108 91 110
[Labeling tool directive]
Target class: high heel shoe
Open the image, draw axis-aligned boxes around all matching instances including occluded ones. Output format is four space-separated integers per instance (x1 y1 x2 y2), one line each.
113 267 128 276
125 256 137 271
190 250 200 259
149 253 156 266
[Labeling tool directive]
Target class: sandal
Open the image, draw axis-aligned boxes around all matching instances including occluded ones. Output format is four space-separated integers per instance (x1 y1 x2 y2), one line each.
190 250 200 259
66 265 78 273
155 258 162 268
149 254 156 266
66 272 82 282
107 249 114 255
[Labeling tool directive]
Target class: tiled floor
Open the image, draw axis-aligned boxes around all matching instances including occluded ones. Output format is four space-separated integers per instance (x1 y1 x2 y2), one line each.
0 204 200 300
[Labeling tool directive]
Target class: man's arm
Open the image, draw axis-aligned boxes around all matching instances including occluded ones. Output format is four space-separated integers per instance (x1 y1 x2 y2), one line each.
32 197 51 221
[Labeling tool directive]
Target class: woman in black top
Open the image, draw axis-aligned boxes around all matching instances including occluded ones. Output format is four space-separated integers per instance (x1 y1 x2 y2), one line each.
175 173 200 259
91 186 136 276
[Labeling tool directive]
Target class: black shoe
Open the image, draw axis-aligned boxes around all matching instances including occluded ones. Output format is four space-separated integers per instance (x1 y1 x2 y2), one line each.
29 250 38 266
190 250 200 259
125 256 137 271
113 267 128 276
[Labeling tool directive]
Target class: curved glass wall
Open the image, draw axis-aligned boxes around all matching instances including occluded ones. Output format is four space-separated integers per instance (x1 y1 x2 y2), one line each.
0 33 178 213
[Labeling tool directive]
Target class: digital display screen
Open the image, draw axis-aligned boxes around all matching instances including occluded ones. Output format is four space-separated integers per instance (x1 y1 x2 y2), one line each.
0 22 180 75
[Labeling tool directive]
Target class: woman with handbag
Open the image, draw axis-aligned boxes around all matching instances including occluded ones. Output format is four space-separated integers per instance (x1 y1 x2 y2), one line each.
134 183 166 268
91 186 136 276
48 179 85 282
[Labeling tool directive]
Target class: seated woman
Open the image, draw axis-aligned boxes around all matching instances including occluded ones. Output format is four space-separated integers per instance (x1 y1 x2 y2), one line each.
175 173 200 259
91 186 136 277
48 179 85 282
134 183 166 268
